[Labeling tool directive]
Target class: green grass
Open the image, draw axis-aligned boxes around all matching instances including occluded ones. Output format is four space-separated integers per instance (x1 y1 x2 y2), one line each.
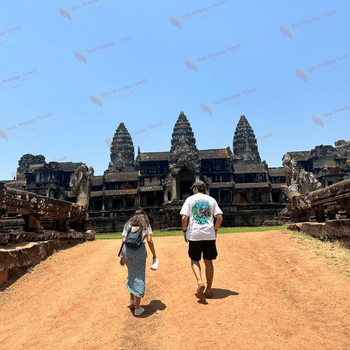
95 225 287 240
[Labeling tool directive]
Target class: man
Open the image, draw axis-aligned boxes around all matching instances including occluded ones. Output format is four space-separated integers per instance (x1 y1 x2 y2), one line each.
180 180 223 299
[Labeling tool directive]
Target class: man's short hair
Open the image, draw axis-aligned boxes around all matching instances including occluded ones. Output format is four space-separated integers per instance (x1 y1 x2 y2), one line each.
191 180 206 193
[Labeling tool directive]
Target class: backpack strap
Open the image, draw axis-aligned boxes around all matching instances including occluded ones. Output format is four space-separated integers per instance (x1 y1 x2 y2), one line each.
118 225 132 256
126 226 144 243
136 226 144 242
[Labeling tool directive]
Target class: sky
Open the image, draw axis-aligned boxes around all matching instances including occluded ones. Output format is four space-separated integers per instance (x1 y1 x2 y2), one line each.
0 0 349 180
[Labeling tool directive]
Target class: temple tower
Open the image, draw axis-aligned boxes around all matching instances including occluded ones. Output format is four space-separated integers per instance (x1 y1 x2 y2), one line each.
107 122 135 172
233 115 261 164
170 111 197 153
169 112 201 200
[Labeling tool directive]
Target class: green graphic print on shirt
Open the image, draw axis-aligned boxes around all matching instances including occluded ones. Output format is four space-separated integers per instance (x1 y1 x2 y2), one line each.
192 200 211 224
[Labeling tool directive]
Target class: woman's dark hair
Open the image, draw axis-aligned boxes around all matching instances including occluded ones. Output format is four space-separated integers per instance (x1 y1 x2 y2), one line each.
126 209 150 229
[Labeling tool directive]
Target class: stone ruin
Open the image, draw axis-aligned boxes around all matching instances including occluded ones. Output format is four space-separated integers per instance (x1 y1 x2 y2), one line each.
0 164 95 287
282 154 350 247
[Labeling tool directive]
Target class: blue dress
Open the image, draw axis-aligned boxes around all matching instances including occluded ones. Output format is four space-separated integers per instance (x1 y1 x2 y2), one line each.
122 243 146 297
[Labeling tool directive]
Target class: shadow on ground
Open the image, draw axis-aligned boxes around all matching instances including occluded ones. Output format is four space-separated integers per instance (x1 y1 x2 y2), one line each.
130 299 167 318
209 288 239 299
198 288 239 304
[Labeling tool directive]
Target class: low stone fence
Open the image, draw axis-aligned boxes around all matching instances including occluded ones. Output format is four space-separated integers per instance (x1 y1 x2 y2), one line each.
287 219 350 248
0 236 94 286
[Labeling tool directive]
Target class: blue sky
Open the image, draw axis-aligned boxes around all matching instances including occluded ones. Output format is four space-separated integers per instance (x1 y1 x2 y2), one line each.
0 0 349 180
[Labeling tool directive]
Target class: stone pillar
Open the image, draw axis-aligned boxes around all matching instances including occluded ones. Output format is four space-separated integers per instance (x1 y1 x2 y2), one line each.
102 194 105 211
137 193 141 207
142 195 147 207
164 188 168 203
171 176 177 200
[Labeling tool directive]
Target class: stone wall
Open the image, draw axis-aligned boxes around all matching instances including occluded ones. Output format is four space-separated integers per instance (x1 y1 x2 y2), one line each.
0 232 95 287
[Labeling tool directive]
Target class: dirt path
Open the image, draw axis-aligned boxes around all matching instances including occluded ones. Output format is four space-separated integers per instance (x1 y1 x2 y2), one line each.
1 230 350 350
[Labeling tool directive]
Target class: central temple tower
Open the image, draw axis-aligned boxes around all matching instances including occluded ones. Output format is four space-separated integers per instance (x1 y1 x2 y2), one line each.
232 115 261 164
107 122 135 173
169 111 201 200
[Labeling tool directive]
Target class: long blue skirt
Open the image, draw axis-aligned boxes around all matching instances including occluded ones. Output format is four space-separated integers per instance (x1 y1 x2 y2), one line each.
122 244 146 297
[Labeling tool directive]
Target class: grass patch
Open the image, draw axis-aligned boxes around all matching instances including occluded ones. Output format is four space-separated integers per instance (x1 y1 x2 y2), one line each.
285 229 350 277
95 225 287 240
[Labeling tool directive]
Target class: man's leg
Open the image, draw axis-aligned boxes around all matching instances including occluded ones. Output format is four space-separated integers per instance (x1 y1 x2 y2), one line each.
191 260 205 298
191 259 203 283
204 259 214 295
203 240 217 298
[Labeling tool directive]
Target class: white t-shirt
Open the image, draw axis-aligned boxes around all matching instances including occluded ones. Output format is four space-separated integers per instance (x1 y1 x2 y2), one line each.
122 224 153 243
180 193 223 241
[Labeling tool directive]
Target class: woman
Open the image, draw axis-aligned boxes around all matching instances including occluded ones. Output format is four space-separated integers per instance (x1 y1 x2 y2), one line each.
119 210 157 316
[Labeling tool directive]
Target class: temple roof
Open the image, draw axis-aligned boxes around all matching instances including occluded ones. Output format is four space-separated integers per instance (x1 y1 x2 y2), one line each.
138 148 235 162
90 190 103 197
27 164 46 172
235 182 270 189
92 176 103 186
284 151 312 161
1 180 25 190
271 183 286 189
210 182 234 188
104 171 139 182
234 164 267 174
268 167 286 176
139 152 170 162
104 189 137 196
57 162 84 172
199 149 232 160
139 185 163 192
26 162 83 173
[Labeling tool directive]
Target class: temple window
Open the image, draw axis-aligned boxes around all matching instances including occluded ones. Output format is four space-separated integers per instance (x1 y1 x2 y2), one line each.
95 200 102 211
272 192 279 203
147 196 155 206
126 197 134 208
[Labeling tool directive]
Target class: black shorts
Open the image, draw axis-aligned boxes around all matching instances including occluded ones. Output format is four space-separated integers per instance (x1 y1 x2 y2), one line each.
188 240 218 261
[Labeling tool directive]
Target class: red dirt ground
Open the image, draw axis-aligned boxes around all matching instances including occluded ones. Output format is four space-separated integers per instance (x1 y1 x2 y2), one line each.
1 230 350 350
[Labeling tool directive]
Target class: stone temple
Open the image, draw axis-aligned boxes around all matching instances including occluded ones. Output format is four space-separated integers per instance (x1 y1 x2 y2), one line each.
6 112 349 232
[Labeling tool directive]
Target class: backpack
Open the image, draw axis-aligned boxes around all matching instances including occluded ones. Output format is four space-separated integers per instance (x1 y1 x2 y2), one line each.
124 226 144 249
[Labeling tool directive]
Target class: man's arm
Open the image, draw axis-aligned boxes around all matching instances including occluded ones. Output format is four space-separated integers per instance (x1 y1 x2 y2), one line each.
182 215 189 243
214 214 223 237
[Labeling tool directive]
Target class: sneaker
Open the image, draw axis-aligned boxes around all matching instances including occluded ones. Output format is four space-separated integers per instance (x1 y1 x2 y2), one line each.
128 299 135 308
150 258 159 270
134 307 145 316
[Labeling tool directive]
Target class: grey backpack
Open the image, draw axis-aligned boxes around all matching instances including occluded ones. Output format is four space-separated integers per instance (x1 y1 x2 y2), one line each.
124 226 144 249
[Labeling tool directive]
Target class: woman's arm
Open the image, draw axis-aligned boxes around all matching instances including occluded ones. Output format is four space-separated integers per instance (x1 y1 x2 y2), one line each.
146 234 157 260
